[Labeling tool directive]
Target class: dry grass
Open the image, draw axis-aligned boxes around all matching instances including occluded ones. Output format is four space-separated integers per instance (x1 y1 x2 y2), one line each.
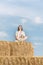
0 41 43 65
0 41 34 56
10 41 34 56
0 56 43 65
0 41 10 56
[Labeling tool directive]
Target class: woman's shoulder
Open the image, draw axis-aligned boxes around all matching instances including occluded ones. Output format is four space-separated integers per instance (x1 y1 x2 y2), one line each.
16 31 19 36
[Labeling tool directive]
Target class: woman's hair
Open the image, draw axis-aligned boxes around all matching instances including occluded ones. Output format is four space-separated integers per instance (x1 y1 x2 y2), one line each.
17 25 23 31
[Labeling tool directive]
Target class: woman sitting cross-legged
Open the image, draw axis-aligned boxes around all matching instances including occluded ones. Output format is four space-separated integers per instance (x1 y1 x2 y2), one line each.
15 25 27 42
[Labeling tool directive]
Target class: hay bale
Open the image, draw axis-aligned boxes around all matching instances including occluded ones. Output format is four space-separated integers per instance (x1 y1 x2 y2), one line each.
10 41 34 56
0 41 10 56
0 56 43 65
0 41 34 56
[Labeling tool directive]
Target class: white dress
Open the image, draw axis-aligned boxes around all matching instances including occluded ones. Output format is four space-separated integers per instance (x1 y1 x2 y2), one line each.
15 31 27 41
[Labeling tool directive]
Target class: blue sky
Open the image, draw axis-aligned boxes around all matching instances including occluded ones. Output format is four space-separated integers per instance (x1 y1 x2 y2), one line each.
0 0 43 56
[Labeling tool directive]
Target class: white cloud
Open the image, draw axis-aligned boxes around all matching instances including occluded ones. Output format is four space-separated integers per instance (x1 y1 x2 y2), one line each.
21 18 27 24
11 23 18 27
21 0 39 2
0 32 8 38
0 4 15 16
0 3 33 17
20 16 30 24
34 42 42 46
33 42 43 48
34 16 43 24
7 0 39 3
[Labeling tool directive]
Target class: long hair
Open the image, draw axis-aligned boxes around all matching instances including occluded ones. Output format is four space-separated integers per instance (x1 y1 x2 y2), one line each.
17 25 23 31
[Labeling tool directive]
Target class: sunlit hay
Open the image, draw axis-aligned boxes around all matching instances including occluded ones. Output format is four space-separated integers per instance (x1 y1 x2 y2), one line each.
0 56 43 65
10 41 34 56
0 41 43 65
0 41 10 56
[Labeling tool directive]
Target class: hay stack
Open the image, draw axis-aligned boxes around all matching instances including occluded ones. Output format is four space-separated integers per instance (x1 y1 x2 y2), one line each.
0 56 43 65
0 41 10 56
0 41 43 65
10 41 34 56
0 41 34 56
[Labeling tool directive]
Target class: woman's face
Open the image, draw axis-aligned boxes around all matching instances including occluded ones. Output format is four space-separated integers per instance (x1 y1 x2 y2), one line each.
19 26 22 31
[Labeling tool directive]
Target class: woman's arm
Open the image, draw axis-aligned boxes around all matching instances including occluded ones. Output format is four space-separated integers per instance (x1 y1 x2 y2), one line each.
15 31 19 40
21 31 28 40
15 31 21 40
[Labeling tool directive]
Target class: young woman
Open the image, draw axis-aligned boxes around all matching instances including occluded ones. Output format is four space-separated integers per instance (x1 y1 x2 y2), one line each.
15 25 27 41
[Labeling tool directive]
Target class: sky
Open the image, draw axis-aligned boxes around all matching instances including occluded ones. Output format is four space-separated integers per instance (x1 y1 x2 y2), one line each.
0 0 43 56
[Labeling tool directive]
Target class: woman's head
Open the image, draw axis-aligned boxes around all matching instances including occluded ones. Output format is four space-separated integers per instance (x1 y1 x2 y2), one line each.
18 25 23 31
